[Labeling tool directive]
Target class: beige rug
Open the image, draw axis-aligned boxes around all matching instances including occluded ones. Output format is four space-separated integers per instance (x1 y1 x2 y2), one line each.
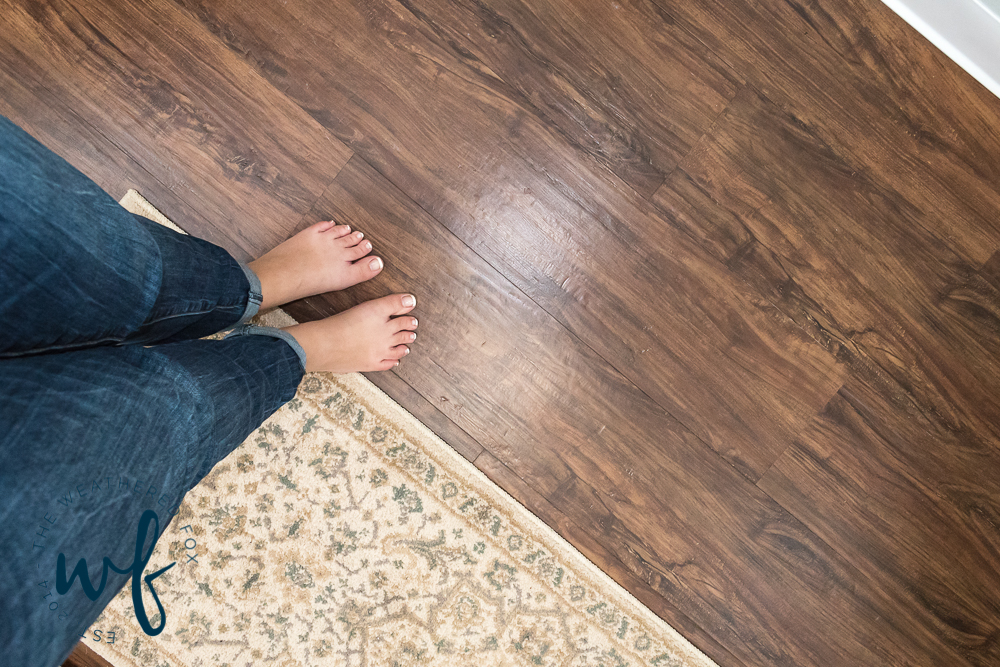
86 191 716 667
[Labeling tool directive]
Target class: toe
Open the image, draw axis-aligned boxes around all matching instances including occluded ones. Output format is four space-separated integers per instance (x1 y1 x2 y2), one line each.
339 230 365 247
356 256 383 281
321 222 352 237
374 358 397 371
392 330 416 346
375 293 416 317
392 316 418 332
388 344 409 360
397 294 416 313
348 239 373 260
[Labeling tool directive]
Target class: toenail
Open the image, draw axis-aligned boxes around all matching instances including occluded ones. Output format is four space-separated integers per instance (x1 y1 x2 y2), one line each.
404 348 409 355
356 232 364 239
364 241 372 250
395 361 399 367
402 295 415 307
410 332 417 341
370 257 383 270
412 318 418 327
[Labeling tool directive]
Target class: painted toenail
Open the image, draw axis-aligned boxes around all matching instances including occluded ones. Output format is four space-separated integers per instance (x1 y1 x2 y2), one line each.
402 295 415 307
404 348 409 355
410 332 417 341
364 241 372 250
370 257 383 271
412 318 418 327
356 232 364 239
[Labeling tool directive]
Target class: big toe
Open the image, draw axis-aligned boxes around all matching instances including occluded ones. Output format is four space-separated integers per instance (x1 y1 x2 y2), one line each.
374 293 417 317
353 255 384 282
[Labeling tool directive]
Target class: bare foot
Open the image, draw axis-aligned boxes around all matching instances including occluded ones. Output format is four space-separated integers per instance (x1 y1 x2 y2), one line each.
249 220 382 310
283 294 418 373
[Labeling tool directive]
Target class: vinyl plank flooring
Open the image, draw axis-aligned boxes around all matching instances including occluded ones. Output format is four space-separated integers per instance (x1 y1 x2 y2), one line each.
655 83 1000 662
758 375 1000 665
383 0 739 198
655 86 1000 452
981 250 1000 293
651 0 1000 266
176 0 845 480
283 155 968 666
0 0 352 258
352 346 486 464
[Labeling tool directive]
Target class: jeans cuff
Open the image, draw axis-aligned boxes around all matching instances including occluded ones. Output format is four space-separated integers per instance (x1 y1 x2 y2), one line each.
224 324 307 372
233 261 264 328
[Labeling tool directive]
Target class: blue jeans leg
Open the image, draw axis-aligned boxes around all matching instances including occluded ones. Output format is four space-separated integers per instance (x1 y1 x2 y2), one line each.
0 115 309 665
0 332 305 667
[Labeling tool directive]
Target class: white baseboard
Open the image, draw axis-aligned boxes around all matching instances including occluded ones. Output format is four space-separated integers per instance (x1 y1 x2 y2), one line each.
881 0 1000 99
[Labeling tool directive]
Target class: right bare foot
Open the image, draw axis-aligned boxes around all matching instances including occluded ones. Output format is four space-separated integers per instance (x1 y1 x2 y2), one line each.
282 294 418 373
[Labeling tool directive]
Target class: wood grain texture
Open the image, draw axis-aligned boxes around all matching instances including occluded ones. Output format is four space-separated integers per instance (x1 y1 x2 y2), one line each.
656 82 1000 664
656 86 1000 455
651 0 1000 266
759 376 1000 666
0 57 157 212
0 0 351 258
283 156 967 666
384 0 738 197
176 0 844 480
981 251 1000 293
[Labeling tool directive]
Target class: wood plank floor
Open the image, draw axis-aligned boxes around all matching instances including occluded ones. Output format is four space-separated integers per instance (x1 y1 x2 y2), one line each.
1 0 996 665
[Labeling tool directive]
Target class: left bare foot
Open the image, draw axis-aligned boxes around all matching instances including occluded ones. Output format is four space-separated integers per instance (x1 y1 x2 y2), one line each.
249 220 383 310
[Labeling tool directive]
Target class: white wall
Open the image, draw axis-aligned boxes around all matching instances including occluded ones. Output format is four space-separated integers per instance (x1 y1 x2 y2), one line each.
881 0 1000 99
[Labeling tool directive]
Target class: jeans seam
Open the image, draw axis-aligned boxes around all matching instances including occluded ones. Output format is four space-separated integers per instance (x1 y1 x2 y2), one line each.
140 302 246 327
0 336 127 358
233 261 264 328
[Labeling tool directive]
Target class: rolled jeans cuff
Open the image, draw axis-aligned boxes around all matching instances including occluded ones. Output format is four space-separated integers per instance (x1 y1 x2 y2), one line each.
224 324 308 372
233 261 264 328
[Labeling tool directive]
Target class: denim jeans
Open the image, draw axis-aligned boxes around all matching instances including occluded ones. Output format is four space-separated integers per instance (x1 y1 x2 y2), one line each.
0 115 307 667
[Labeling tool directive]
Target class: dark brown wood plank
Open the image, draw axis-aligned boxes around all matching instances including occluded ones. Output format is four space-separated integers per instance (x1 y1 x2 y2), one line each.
287 155 967 666
655 86 1000 452
657 83 1000 662
0 0 352 259
175 0 845 480
382 0 738 197
650 0 1000 266
758 376 1000 666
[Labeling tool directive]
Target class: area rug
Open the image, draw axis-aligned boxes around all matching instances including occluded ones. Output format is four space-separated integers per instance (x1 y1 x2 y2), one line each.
86 191 716 667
